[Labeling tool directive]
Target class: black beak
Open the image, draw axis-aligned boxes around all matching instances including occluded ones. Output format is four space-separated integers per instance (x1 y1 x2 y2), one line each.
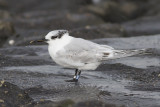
30 38 48 44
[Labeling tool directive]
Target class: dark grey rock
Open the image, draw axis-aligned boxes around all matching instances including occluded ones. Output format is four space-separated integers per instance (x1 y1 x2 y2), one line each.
34 99 74 107
73 100 121 107
145 0 160 16
70 24 126 39
0 0 8 9
86 0 147 23
3 23 125 47
34 99 121 107
0 10 11 19
0 35 160 107
6 0 91 13
2 12 104 47
122 15 160 36
3 0 160 48
0 81 33 107
1 0 160 107
13 12 104 30
0 21 15 47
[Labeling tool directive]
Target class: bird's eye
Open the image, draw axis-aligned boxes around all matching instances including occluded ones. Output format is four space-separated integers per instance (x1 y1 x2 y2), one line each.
51 36 57 39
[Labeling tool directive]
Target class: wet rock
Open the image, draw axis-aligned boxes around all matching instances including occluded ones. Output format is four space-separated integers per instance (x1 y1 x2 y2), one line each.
35 99 121 107
0 35 160 107
0 1 160 106
0 21 15 47
119 1 160 36
13 12 104 30
54 99 74 107
70 24 126 39
3 23 125 47
122 15 160 36
0 46 53 67
35 99 74 107
6 0 91 13
76 0 93 5
99 90 111 96
73 100 122 107
86 0 147 23
0 10 11 19
3 12 104 47
0 0 8 9
82 0 160 37
0 81 33 107
145 0 160 16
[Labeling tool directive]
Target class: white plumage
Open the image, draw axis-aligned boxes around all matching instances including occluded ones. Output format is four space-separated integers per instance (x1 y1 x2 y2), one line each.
45 30 146 71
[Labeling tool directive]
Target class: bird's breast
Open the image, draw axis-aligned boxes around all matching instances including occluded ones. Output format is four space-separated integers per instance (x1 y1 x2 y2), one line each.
48 45 57 59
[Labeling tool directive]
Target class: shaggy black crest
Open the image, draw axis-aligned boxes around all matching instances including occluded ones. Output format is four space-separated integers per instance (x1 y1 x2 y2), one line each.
51 30 68 39
58 30 67 38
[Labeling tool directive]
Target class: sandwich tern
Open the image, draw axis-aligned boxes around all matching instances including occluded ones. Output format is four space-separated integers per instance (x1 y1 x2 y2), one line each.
31 30 147 82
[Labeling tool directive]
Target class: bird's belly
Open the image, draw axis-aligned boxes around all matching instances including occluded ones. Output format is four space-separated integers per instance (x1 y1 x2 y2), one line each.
78 62 101 70
51 55 80 69
54 59 74 68
48 47 101 70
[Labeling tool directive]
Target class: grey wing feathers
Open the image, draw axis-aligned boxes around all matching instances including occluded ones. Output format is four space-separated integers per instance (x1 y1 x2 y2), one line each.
106 49 147 60
61 38 116 62
57 38 146 64
56 38 103 65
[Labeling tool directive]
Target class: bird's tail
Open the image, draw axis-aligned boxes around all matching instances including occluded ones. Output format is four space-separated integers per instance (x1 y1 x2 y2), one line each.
106 49 150 60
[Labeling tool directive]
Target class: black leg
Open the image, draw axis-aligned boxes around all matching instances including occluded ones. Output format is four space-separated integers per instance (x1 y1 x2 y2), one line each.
76 70 81 80
65 69 80 82
73 70 81 81
73 69 78 79
73 69 79 82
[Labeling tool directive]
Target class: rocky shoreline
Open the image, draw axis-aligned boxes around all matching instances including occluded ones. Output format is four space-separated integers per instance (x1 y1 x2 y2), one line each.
0 0 160 107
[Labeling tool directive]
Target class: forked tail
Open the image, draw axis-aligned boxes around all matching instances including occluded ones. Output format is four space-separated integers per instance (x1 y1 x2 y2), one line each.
107 49 149 60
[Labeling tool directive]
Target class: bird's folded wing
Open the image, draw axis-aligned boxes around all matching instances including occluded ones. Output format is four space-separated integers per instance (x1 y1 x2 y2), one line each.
56 38 113 66
56 38 103 65
57 49 99 64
